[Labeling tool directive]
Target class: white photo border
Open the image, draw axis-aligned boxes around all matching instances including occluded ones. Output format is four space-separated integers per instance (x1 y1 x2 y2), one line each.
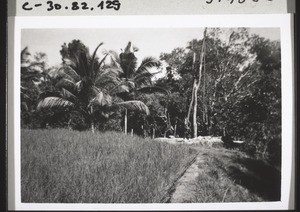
8 14 294 211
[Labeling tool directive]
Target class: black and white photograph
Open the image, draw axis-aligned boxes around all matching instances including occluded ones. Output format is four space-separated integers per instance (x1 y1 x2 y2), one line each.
20 26 282 204
6 10 294 210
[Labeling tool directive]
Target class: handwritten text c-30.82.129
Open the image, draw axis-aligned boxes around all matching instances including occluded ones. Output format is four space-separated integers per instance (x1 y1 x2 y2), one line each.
22 0 121 12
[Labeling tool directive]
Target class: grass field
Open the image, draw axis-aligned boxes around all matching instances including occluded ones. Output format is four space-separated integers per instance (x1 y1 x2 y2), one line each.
21 129 197 203
21 129 281 203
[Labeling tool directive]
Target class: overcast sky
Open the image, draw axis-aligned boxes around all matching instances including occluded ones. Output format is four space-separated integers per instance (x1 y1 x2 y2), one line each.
21 28 280 67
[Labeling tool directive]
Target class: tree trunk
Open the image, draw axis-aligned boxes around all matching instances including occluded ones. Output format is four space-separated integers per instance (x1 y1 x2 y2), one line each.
90 106 95 133
203 56 206 125
124 109 128 134
191 28 207 138
68 119 72 131
174 120 177 137
186 50 197 126
152 128 155 139
91 122 95 133
193 85 199 138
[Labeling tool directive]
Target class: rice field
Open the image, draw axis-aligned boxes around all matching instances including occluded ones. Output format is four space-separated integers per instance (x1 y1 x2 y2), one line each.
21 129 197 203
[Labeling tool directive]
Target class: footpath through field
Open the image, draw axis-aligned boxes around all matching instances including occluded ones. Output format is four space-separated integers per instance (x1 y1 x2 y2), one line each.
169 151 205 202
158 139 280 203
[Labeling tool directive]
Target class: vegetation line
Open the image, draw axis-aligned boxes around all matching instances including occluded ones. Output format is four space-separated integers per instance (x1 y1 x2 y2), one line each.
159 149 201 203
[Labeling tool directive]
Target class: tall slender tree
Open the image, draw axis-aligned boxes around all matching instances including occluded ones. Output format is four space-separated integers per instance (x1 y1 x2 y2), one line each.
185 28 207 138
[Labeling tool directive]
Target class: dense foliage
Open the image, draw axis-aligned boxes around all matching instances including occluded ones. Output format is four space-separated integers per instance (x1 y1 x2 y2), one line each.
21 28 281 165
158 29 281 164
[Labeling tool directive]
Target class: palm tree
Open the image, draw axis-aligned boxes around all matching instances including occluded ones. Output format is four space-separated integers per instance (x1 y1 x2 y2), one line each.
37 42 150 133
114 42 168 134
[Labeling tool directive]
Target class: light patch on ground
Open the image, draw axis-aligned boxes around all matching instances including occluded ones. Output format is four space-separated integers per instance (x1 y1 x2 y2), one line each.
170 155 205 203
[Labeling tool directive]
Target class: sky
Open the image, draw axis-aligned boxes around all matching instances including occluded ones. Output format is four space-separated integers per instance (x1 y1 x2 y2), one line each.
21 28 280 68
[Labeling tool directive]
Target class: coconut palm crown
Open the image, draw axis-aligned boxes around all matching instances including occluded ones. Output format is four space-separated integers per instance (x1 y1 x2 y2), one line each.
37 42 150 132
116 41 169 100
113 42 169 134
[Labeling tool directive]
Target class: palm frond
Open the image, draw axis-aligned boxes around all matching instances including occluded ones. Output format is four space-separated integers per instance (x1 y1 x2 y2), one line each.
108 50 121 64
95 75 121 90
64 52 88 77
136 57 161 75
95 53 109 78
109 84 130 95
134 72 154 86
90 86 102 98
90 42 104 78
91 91 112 107
114 101 150 115
60 88 77 102
108 80 136 95
54 66 80 82
75 80 83 93
55 78 76 90
78 52 89 77
63 58 77 71
98 68 123 79
95 68 123 89
37 97 74 110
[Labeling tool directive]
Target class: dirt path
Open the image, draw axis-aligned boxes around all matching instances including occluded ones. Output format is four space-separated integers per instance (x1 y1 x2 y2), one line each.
169 153 205 203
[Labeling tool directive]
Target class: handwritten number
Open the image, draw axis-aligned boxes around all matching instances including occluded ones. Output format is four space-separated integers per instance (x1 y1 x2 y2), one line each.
46 1 54 11
54 3 62 9
98 1 104 9
23 1 122 12
112 0 121 10
81 2 89 9
106 1 113 9
72 2 80 10
105 0 121 10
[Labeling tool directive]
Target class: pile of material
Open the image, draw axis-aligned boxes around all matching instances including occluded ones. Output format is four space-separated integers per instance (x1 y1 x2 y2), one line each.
154 136 223 146
154 137 185 145
186 136 223 146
